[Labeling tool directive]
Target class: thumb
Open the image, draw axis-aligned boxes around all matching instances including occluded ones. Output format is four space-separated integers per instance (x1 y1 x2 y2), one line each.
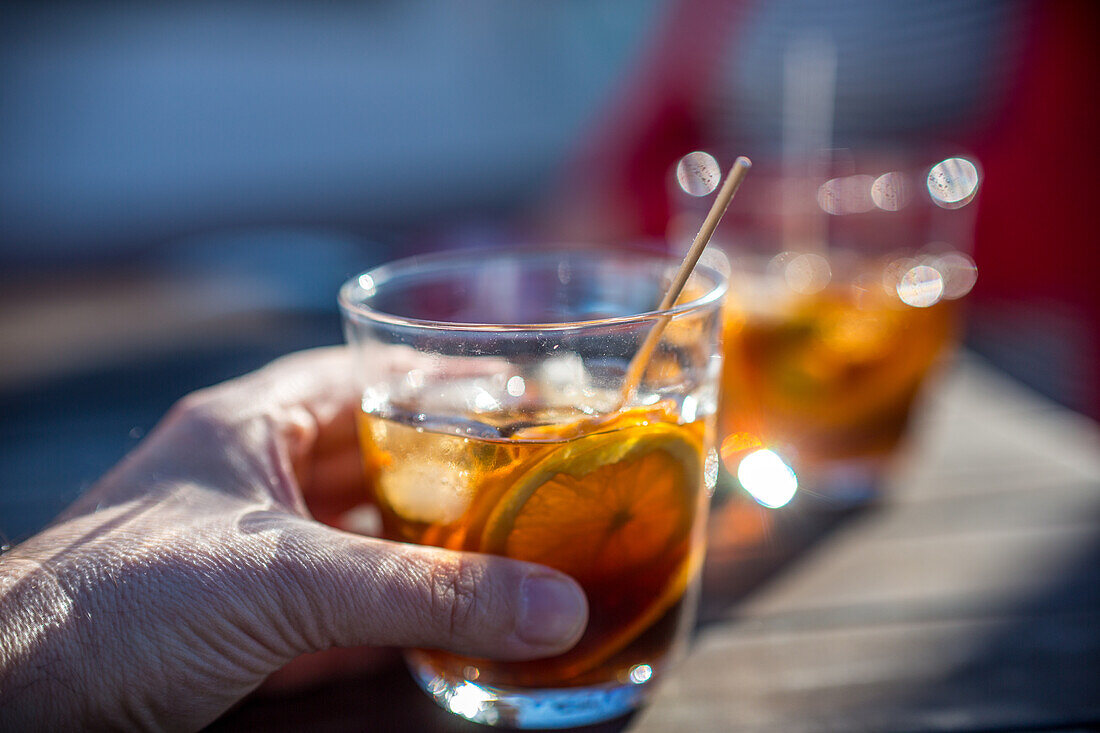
246 516 588 661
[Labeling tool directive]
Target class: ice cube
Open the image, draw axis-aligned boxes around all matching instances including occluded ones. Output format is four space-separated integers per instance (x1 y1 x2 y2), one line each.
380 455 473 525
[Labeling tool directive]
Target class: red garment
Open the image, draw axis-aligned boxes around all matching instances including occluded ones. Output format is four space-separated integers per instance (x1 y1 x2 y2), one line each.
554 0 1100 416
968 1 1100 415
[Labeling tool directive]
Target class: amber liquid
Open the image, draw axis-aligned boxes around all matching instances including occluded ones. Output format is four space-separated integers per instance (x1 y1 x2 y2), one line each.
358 406 709 689
719 276 955 471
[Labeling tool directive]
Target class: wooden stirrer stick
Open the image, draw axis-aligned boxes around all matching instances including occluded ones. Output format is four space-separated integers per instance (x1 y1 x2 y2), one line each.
618 155 752 408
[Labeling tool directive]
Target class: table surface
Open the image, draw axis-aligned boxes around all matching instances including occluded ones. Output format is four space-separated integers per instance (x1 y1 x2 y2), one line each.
205 354 1100 732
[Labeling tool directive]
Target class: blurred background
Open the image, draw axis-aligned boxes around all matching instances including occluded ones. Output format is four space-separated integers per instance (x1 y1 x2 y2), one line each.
1 0 1097 543
3 2 1100 730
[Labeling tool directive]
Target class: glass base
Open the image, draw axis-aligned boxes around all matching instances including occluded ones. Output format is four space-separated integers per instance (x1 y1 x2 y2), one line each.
407 653 649 729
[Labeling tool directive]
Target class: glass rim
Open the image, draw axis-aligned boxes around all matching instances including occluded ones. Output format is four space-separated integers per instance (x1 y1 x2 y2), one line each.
339 244 729 333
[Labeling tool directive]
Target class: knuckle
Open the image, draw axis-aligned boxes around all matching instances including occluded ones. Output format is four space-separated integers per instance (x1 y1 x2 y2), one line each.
162 383 263 449
429 556 489 642
165 389 225 432
265 350 312 373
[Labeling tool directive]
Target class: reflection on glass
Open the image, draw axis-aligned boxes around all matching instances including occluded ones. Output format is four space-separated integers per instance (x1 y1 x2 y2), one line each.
506 375 526 397
445 681 499 721
357 273 376 295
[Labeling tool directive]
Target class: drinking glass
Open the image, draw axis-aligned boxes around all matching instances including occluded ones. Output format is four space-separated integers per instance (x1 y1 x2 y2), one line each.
339 246 727 728
703 152 980 506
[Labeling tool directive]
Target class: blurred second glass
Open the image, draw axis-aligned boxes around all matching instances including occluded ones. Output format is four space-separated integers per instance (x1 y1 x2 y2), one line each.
675 151 980 507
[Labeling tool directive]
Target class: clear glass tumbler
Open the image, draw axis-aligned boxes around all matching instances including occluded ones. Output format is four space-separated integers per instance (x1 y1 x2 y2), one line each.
339 246 727 728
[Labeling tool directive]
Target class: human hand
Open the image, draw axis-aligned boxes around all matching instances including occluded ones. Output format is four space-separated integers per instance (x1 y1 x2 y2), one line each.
0 348 587 731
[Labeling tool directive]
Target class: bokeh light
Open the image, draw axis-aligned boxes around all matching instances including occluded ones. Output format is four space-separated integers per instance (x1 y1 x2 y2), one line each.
628 664 653 684
870 171 912 211
897 265 945 307
738 449 798 508
817 174 875 215
927 157 980 209
784 252 832 294
933 251 979 299
882 257 917 294
676 151 721 197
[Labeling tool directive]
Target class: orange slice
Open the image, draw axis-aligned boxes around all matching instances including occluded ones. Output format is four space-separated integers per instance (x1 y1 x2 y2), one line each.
481 422 700 576
480 421 703 672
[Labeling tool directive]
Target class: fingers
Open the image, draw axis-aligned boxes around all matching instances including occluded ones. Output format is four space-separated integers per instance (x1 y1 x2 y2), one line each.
139 348 590 661
239 348 369 514
168 346 358 453
251 520 588 662
299 446 368 518
132 347 362 512
245 346 360 425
